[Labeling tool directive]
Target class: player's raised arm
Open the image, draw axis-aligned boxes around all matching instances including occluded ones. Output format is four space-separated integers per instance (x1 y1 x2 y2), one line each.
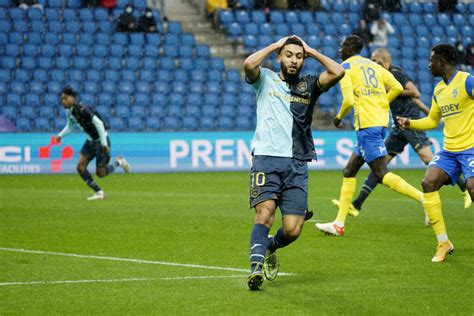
243 36 289 83
295 35 345 90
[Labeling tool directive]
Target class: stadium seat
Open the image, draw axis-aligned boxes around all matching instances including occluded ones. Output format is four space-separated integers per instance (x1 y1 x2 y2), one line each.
162 117 181 131
27 32 42 45
81 34 96 46
109 117 125 130
31 21 46 33
20 106 36 118
98 93 114 106
33 69 48 82
14 21 28 33
182 117 198 131
127 117 145 131
34 118 51 131
235 10 251 24
39 106 55 118
16 118 32 131
146 117 161 130
219 10 234 25
217 116 233 130
6 44 20 57
135 93 150 106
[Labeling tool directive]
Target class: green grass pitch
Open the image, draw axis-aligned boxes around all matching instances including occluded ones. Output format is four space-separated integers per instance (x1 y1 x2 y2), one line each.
1 170 473 314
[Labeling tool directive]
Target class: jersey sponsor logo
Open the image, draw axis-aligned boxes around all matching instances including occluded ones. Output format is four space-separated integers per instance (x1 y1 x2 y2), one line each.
452 88 458 98
296 81 308 92
268 91 310 105
440 103 460 116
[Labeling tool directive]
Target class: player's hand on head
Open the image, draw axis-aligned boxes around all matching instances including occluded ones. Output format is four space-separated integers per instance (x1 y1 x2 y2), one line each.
293 35 310 51
333 117 342 128
274 36 289 50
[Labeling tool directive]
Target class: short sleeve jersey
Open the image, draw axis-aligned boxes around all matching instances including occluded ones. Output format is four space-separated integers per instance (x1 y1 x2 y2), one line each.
249 67 324 161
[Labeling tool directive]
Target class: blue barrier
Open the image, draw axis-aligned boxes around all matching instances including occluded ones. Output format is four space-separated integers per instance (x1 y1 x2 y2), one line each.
0 131 444 174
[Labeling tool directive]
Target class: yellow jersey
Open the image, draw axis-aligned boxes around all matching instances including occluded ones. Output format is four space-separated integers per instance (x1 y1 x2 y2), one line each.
410 71 473 152
337 55 403 130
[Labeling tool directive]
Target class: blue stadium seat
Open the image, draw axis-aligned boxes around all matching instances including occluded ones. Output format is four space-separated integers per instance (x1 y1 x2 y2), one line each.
50 69 66 82
84 80 99 94
143 57 158 70
127 117 144 131
195 45 210 58
431 26 444 38
227 22 241 39
79 8 93 21
58 44 73 57
108 58 122 71
119 80 134 94
109 117 125 130
94 8 109 21
202 103 217 118
29 81 43 94
44 93 58 106
189 82 204 93
164 44 178 58
35 117 52 130
275 23 290 36
182 117 198 131
144 44 159 57
31 20 46 32
95 32 111 45
199 117 215 130
42 33 58 46
76 44 92 57
146 33 161 46
0 33 6 46
162 117 180 131
66 21 81 33
219 10 234 25
89 57 104 70
0 69 10 82
235 10 250 24
10 80 27 94
95 105 110 119
48 20 63 33
39 106 55 118
130 105 146 117
259 23 272 36
160 57 175 70
110 44 125 57
136 81 150 93
314 12 329 24
10 8 25 20
83 22 97 33
48 81 63 94
9 32 24 45
16 118 32 131
98 93 114 106
0 20 11 33
135 93 150 106
461 25 472 38
73 57 88 69
102 80 116 94
146 117 161 130
217 116 233 130
37 61 53 74
164 20 180 33
422 1 435 13
113 33 128 45
27 32 42 45
7 93 22 107
243 35 258 50
437 14 451 27
20 105 36 118
6 44 20 57
125 56 140 70
45 8 60 21
150 94 166 108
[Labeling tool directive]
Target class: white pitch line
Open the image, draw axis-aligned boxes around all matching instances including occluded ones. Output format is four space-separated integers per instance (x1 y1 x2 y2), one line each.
0 275 254 287
0 247 292 276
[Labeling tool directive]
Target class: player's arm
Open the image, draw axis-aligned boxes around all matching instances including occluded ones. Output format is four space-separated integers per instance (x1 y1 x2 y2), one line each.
243 36 289 83
92 115 109 152
400 81 420 98
412 97 430 115
334 73 354 127
382 69 403 103
398 97 441 130
56 114 74 142
295 36 345 90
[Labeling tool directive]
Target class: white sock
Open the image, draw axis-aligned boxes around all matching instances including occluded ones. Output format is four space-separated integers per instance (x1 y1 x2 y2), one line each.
436 233 448 243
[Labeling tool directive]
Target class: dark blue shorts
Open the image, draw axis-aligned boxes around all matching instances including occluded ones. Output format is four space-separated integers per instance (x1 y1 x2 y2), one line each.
428 148 474 185
249 155 308 217
353 127 388 163
385 127 432 155
80 137 111 168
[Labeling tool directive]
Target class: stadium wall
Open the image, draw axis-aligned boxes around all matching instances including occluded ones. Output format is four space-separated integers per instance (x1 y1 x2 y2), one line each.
0 131 445 174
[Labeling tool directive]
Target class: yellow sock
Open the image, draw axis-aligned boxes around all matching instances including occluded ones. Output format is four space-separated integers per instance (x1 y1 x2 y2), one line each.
424 191 447 237
335 177 356 224
382 172 423 202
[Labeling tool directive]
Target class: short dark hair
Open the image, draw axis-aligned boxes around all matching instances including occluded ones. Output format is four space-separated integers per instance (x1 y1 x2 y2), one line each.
61 86 76 97
343 35 364 54
432 44 458 65
278 36 304 54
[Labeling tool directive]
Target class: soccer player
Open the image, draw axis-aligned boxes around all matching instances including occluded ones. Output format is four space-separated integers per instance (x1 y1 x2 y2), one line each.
244 36 345 290
316 36 423 236
55 87 131 200
331 48 471 218
398 44 474 262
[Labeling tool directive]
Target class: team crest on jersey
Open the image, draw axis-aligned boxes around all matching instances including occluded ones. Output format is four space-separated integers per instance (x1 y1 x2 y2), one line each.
250 186 260 198
452 88 458 98
296 81 308 92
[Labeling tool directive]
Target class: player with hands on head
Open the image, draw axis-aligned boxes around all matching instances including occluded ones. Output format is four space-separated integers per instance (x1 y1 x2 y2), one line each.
244 35 345 290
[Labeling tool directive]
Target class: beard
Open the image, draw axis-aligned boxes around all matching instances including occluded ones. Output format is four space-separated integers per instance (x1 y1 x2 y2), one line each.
280 63 301 83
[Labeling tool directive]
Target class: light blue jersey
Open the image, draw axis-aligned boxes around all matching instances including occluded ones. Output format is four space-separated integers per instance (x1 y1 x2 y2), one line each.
249 68 324 161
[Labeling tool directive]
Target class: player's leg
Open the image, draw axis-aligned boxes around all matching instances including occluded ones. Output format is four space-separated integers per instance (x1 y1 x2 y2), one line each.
316 152 365 236
458 149 474 207
77 140 104 200
421 164 454 262
95 137 123 178
352 154 395 211
247 156 281 290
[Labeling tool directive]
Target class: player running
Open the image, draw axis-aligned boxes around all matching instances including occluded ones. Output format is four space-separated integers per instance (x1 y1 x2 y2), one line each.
55 86 131 200
398 44 473 262
315 36 423 237
331 48 471 221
